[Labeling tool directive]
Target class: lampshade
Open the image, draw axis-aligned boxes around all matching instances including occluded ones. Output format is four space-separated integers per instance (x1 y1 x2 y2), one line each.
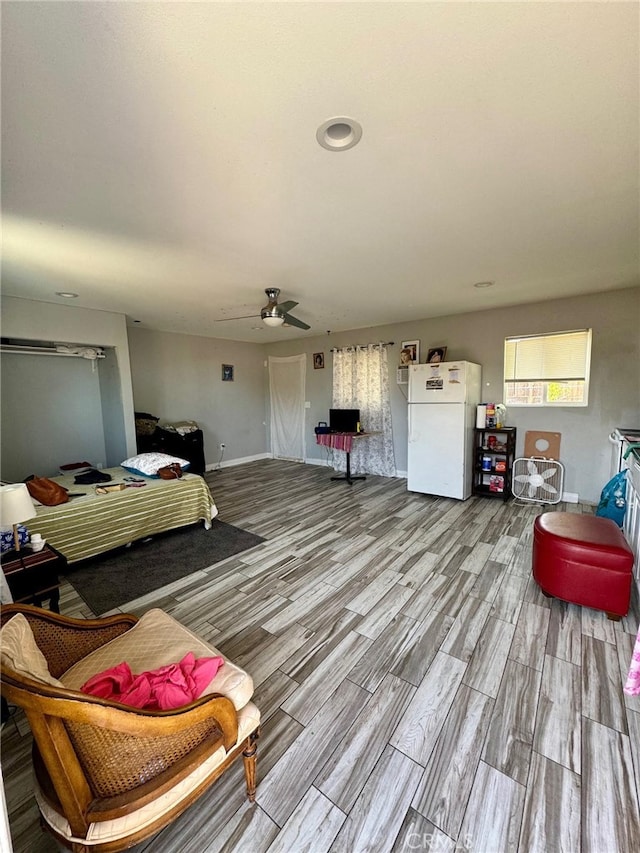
0 483 37 526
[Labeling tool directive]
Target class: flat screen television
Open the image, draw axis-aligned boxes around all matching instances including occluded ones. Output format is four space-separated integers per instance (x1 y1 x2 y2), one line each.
329 408 360 433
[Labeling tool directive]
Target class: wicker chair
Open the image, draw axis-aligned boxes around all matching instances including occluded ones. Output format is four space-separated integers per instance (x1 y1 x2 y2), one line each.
0 604 260 852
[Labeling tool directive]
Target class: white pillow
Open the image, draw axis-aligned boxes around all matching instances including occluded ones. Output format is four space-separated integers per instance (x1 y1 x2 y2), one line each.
0 613 63 687
121 452 190 477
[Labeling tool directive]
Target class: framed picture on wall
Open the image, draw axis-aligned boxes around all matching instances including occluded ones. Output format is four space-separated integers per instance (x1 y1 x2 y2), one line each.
222 364 234 381
426 346 447 364
313 352 324 369
400 340 419 365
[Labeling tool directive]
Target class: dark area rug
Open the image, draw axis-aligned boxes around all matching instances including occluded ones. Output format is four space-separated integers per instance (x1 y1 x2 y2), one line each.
64 521 265 615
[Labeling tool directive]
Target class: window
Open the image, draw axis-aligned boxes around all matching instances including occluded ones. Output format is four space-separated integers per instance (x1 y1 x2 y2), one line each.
504 329 592 407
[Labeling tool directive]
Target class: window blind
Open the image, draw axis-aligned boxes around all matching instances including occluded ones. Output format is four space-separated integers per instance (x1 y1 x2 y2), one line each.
504 330 591 382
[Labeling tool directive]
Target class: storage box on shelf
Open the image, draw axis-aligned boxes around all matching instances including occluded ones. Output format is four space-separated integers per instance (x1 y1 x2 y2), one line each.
472 427 517 500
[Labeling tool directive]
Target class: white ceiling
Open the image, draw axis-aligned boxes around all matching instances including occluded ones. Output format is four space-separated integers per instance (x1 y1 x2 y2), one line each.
2 2 638 342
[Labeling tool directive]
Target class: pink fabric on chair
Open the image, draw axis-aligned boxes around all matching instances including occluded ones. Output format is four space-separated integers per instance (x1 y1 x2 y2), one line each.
80 652 224 710
624 625 640 696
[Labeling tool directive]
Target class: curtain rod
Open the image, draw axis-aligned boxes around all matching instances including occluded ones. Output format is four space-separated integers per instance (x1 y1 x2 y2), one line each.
330 341 394 353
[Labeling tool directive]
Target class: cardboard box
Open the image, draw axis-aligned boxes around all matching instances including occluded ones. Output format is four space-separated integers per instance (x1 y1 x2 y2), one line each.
489 475 504 493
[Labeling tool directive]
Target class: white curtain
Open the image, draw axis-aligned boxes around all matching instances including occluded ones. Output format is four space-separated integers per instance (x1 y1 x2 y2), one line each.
332 344 396 476
269 355 306 461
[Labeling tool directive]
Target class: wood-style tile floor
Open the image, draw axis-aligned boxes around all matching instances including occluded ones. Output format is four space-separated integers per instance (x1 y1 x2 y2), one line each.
3 459 640 852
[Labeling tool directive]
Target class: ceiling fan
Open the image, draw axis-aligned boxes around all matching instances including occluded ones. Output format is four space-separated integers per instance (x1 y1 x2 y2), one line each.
217 288 310 330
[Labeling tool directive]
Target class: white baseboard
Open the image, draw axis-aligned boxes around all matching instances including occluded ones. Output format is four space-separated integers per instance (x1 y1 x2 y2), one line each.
206 452 271 471
561 491 579 504
305 457 332 468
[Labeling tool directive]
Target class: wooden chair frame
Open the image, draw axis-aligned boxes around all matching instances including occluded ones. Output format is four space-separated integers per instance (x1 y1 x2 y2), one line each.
1 604 259 853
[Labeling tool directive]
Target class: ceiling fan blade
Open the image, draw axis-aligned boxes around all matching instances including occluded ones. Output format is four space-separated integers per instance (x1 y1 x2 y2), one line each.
216 289 309 328
215 314 260 322
283 312 310 330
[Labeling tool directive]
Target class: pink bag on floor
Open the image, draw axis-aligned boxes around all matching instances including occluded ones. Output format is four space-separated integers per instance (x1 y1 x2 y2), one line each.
624 626 640 696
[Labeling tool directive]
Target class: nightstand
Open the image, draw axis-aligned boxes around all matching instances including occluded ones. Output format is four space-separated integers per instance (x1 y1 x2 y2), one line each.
1 544 66 612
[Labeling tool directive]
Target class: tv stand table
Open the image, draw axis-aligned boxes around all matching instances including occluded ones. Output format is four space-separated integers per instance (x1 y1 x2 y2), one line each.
316 432 374 486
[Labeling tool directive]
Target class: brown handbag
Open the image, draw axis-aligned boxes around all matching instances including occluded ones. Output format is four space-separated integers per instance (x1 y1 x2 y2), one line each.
157 463 183 480
26 477 69 506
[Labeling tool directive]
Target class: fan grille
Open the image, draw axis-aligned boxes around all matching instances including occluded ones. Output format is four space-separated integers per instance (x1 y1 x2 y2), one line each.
512 457 565 504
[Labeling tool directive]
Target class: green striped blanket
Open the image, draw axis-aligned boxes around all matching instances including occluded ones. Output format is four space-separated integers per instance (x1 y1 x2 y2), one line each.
30 468 217 563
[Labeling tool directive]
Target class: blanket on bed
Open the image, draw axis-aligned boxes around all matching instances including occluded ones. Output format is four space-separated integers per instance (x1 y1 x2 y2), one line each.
29 467 217 563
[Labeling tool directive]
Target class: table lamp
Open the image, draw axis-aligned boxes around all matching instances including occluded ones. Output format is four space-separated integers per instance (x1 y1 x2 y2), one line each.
0 483 37 553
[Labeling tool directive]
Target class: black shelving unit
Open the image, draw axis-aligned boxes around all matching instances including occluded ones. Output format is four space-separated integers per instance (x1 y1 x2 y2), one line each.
472 427 517 501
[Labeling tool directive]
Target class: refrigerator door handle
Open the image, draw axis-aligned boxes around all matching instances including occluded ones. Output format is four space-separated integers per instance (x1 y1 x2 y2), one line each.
408 406 416 443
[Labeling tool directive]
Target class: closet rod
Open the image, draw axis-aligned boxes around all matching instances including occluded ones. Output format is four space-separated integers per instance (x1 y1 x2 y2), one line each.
1 347 81 358
330 341 394 353
0 347 105 359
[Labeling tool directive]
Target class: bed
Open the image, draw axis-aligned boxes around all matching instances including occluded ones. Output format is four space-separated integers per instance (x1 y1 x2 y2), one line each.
29 467 218 563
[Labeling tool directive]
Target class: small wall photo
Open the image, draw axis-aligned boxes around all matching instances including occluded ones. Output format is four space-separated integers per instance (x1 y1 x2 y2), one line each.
426 346 447 364
400 340 419 365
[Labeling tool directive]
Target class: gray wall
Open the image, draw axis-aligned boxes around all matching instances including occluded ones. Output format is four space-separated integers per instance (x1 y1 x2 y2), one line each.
98 347 128 467
127 328 267 466
265 287 640 504
1 296 137 455
0 353 107 480
2 288 637 505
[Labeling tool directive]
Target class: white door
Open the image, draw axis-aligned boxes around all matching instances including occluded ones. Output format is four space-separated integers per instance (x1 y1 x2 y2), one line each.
408 403 466 498
269 355 306 461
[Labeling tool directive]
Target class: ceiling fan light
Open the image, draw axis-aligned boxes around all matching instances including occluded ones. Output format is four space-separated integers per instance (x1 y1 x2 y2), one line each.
262 314 285 327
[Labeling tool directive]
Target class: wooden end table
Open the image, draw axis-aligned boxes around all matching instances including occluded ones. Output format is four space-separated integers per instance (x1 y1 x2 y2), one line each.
1 543 65 613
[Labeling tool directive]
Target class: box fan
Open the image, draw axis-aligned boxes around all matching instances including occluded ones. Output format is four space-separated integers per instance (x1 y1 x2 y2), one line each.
512 458 565 504
512 430 565 505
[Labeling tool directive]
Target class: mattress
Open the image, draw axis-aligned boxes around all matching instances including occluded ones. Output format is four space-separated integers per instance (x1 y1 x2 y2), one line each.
30 467 218 563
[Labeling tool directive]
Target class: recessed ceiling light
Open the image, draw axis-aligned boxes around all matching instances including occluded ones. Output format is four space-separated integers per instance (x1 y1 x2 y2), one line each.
473 281 495 289
55 291 79 298
316 117 363 151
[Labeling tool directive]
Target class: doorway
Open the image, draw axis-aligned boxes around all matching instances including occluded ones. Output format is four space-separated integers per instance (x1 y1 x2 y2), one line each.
268 355 306 461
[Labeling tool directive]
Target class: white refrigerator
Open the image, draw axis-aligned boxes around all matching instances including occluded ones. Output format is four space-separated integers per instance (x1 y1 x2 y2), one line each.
407 361 482 500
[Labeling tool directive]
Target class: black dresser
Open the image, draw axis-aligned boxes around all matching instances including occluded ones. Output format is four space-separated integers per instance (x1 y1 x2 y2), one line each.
137 428 206 475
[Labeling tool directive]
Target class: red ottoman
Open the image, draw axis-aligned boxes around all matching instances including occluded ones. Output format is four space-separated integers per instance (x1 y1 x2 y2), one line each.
533 512 634 620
